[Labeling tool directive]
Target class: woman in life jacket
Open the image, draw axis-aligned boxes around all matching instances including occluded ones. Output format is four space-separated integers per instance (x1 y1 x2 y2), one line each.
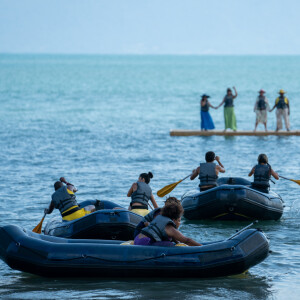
254 89 270 132
44 177 95 221
190 151 225 192
248 154 279 193
134 201 202 247
200 94 217 131
217 87 238 131
127 172 158 217
133 197 181 238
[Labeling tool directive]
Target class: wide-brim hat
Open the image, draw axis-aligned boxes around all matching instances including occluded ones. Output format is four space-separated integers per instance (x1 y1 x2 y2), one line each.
279 89 285 94
258 89 265 93
201 94 210 99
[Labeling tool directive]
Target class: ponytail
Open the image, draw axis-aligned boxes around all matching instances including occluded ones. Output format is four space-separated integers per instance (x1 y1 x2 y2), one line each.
140 172 153 184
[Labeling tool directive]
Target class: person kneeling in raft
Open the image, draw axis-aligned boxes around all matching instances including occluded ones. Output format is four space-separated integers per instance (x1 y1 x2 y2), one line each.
134 202 202 247
44 177 96 222
127 172 158 216
133 197 181 239
248 154 279 194
190 151 225 192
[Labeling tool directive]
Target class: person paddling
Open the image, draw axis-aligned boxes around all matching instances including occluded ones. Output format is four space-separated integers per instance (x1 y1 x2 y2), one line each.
254 89 270 132
44 177 95 221
248 154 279 193
127 172 158 216
190 151 225 191
134 201 202 247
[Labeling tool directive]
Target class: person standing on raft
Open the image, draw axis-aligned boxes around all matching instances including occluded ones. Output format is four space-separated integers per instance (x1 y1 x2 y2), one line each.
217 87 238 131
254 89 270 132
134 201 202 247
44 177 95 222
248 154 279 193
127 172 158 216
270 89 290 131
200 94 217 131
190 151 225 191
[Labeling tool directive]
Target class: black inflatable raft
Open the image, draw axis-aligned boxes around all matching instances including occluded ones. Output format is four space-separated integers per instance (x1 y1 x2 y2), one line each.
181 177 284 221
44 200 143 240
0 224 269 278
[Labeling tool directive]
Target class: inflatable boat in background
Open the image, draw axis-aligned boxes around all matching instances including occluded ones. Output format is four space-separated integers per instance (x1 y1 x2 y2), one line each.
44 200 143 240
0 224 269 278
181 177 284 221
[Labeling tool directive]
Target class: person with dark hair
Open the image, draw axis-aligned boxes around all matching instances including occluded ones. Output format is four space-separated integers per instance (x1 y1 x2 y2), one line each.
133 197 181 238
248 154 279 193
127 172 158 216
270 89 290 131
134 202 202 247
190 151 225 191
200 94 217 131
217 87 238 131
254 90 270 132
44 177 95 221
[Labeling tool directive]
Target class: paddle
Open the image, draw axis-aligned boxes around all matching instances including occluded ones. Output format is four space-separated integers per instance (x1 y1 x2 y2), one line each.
32 213 46 234
157 174 192 198
279 175 300 185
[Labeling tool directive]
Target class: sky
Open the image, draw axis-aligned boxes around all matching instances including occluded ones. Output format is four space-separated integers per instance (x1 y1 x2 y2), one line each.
1 0 300 55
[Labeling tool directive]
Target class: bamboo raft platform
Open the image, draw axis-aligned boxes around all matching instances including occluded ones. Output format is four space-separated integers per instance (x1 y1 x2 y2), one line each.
170 130 300 137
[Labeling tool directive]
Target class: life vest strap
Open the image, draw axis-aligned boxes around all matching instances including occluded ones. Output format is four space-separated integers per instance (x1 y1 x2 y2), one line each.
61 206 80 217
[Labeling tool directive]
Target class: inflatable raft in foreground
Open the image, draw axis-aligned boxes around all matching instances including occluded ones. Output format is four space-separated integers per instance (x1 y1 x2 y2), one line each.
44 200 143 240
181 177 284 221
0 224 269 278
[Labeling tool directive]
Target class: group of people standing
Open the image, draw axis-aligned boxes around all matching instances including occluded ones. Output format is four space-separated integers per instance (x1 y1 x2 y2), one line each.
200 88 290 132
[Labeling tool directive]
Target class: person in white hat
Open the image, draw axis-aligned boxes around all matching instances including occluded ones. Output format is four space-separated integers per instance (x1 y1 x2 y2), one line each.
254 89 270 132
270 90 290 131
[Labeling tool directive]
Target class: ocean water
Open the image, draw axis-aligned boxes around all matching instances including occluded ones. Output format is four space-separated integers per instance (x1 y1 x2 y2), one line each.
0 54 300 299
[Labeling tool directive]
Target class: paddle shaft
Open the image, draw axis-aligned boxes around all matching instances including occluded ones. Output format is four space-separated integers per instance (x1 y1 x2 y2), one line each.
227 221 258 240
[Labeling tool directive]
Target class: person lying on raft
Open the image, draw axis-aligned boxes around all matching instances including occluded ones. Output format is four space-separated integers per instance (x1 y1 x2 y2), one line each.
248 154 279 193
127 172 158 216
134 197 181 238
190 151 225 191
134 202 202 246
44 177 96 222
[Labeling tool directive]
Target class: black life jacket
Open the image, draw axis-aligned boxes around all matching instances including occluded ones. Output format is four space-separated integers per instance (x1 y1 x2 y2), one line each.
141 215 176 242
276 96 288 109
51 186 79 215
131 181 152 207
253 164 271 188
143 208 161 223
257 96 266 110
201 100 209 112
199 162 218 187
224 95 234 107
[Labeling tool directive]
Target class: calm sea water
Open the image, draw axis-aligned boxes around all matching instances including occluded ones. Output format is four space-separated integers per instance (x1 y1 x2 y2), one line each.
0 54 300 299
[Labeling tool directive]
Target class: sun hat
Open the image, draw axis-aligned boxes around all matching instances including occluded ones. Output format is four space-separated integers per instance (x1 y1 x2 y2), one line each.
279 89 285 94
258 89 265 93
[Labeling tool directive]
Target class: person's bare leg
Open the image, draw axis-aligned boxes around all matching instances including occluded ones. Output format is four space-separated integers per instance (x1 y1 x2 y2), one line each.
254 121 258 132
264 122 267 131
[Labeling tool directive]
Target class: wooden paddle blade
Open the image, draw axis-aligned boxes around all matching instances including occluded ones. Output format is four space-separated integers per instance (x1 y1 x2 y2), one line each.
157 180 182 197
291 179 300 185
32 215 45 234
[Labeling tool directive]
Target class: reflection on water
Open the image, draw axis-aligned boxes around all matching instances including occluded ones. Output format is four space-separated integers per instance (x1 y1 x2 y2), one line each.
0 272 272 300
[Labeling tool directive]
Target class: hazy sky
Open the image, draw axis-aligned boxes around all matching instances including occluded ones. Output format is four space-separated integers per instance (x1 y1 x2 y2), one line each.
1 0 300 55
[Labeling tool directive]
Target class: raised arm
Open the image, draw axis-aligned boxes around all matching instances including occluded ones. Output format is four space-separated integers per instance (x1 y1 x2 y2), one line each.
165 225 202 246
232 86 238 99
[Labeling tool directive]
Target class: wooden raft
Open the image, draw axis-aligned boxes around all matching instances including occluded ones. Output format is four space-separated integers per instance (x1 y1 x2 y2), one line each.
170 130 300 137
